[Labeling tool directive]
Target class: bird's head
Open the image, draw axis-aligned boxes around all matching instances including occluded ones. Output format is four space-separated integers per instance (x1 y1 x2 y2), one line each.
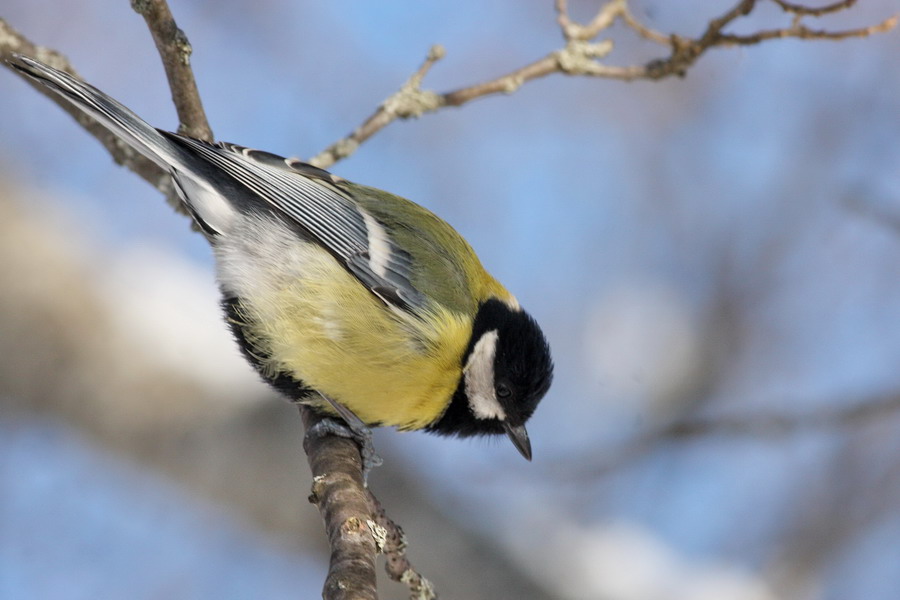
427 298 553 460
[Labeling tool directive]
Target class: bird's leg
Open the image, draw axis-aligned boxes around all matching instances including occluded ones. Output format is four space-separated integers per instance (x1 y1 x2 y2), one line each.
306 392 383 484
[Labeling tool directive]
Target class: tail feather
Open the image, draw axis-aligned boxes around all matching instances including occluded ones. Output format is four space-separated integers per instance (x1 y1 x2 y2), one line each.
9 55 235 235
8 55 185 171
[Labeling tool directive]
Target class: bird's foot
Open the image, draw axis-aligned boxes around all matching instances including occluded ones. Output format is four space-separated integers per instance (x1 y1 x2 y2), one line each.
306 393 383 484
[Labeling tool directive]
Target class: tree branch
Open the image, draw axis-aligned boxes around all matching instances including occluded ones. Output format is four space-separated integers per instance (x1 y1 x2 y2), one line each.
555 392 900 480
302 407 436 600
308 45 447 169
130 0 213 142
302 408 380 600
308 0 896 168
369 491 436 599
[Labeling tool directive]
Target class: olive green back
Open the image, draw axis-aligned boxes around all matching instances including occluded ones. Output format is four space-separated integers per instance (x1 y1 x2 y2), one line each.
343 182 488 316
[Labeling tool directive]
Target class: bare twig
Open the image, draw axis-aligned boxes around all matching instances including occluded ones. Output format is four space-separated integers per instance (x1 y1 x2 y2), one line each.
620 5 671 46
772 0 858 17
309 0 896 168
556 0 625 41
716 18 898 45
369 492 436 600
308 45 446 168
130 0 213 141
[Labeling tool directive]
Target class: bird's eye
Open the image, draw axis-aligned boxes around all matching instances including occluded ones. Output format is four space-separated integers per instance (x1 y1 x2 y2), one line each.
496 383 512 398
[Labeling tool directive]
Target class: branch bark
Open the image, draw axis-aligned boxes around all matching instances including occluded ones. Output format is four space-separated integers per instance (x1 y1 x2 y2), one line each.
308 0 896 168
301 407 436 600
131 0 213 141
369 491 436 599
302 408 380 600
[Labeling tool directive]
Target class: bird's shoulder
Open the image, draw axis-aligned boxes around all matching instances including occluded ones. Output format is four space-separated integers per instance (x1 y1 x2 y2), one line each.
340 181 489 316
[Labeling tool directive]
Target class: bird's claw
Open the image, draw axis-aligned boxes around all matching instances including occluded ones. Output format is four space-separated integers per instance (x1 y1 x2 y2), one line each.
306 396 383 485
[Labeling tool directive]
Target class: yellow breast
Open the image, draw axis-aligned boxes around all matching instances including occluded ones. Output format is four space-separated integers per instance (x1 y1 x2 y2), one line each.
238 242 472 429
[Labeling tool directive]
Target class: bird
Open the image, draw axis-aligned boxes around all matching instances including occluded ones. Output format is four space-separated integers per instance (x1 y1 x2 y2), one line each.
9 55 553 467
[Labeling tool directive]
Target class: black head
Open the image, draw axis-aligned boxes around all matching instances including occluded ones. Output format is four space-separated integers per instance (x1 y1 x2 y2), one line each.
426 298 553 460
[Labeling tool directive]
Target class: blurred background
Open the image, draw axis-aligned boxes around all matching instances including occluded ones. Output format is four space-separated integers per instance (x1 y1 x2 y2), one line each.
2 1 900 598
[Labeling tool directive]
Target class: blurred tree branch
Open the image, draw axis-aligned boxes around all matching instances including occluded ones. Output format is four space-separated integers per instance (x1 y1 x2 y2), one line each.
556 392 900 480
307 0 896 168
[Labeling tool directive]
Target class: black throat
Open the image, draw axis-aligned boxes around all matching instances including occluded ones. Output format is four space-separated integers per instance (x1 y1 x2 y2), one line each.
425 378 505 438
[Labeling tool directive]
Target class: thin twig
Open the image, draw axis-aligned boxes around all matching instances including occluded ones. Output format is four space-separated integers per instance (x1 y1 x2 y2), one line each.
308 45 446 168
556 0 625 41
130 0 213 141
772 0 858 17
620 5 671 46
309 0 895 168
369 491 436 600
717 17 898 45
442 55 558 105
639 0 895 79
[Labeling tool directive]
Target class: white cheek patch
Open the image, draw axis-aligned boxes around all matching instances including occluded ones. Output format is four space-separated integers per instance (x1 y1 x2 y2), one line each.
464 330 505 420
360 210 391 279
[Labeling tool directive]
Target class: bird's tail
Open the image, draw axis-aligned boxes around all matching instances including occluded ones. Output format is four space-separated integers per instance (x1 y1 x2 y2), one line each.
9 55 239 235
8 55 185 172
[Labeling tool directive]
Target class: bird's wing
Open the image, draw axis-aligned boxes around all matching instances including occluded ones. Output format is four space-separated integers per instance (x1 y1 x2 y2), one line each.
167 135 428 314
8 55 429 316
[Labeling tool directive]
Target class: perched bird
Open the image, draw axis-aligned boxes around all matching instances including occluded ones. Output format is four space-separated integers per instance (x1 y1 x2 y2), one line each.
9 55 553 465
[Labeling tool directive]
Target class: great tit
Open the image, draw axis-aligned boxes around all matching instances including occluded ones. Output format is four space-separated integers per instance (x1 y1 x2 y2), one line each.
10 55 553 461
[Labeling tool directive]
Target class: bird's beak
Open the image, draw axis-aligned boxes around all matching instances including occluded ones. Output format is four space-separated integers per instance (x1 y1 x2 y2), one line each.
503 423 532 461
